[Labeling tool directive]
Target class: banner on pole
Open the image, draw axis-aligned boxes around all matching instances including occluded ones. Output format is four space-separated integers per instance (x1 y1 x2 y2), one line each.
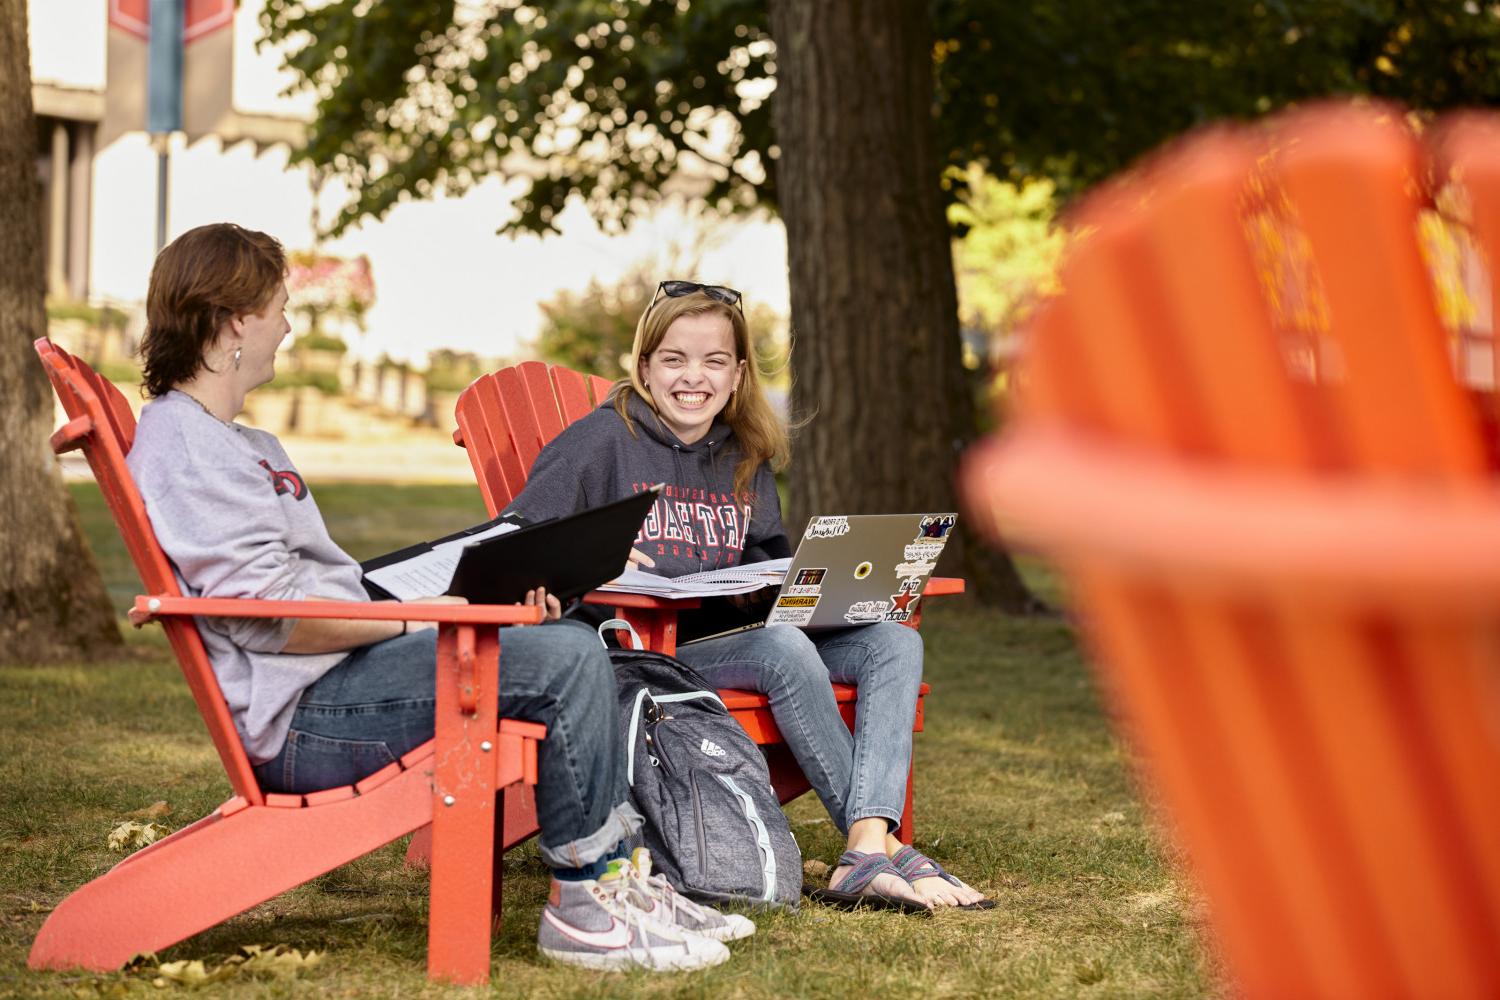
102 0 235 147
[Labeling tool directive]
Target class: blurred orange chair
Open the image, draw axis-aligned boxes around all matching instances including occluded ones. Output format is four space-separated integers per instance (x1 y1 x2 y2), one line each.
961 104 1500 999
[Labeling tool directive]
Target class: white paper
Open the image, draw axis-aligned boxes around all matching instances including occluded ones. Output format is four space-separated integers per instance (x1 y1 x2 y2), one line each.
365 521 521 601
597 560 787 598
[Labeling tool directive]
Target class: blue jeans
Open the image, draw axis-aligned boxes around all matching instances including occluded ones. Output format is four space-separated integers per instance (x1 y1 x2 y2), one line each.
252 619 641 870
676 622 924 833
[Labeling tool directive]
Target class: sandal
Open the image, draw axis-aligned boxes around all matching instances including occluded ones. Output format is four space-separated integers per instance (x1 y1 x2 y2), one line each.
890 846 996 910
806 850 932 914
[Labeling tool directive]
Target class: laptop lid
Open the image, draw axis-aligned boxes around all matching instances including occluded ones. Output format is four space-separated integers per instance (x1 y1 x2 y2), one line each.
767 513 957 629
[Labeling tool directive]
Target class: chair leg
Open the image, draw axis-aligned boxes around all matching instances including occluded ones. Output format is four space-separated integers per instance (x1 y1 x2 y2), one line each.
426 626 502 985
896 760 916 845
492 788 507 928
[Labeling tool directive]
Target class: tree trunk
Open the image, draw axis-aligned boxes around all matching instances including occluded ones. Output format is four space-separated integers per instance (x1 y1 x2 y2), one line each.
0 0 124 662
767 0 1038 611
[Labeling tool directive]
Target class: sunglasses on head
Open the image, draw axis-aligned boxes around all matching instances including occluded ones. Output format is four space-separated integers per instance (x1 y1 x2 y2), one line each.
650 279 744 312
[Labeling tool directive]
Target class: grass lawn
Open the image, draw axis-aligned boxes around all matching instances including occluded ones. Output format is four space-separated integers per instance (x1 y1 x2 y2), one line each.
0 484 1218 998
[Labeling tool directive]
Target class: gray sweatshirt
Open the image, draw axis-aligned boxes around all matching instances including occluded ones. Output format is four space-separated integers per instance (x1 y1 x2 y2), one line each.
505 393 790 577
128 391 368 762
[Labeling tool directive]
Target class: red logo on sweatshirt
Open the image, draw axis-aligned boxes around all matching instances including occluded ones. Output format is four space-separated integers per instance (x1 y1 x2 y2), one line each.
258 460 308 500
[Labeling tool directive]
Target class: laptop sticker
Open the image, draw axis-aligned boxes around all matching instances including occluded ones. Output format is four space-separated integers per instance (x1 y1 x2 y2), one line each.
854 561 873 579
769 606 816 626
844 599 891 624
895 559 936 582
786 567 827 596
905 542 945 562
806 516 851 539
885 587 921 623
776 595 820 609
915 515 956 541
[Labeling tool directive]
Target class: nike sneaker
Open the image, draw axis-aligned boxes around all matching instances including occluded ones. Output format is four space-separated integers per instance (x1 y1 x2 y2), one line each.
537 876 730 972
603 848 757 942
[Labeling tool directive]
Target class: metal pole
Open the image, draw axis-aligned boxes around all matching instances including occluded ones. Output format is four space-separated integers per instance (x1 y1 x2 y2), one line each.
155 135 170 252
148 0 184 252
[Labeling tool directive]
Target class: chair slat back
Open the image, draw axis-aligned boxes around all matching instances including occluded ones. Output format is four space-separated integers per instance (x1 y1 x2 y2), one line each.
453 362 620 515
968 105 1500 1000
34 338 265 805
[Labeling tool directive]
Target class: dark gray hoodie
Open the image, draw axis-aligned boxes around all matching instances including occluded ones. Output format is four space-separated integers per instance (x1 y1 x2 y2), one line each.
505 392 790 577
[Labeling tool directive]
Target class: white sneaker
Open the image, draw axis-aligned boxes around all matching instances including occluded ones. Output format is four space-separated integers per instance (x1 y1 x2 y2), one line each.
604 848 757 943
537 877 730 972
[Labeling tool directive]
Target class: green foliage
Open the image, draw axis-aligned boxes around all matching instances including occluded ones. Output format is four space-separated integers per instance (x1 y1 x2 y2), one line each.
933 0 1500 198
261 0 776 237
262 0 1500 239
292 331 348 354
535 272 652 379
948 165 1067 342
267 369 341 395
534 266 790 385
45 300 128 328
95 359 142 386
424 348 487 393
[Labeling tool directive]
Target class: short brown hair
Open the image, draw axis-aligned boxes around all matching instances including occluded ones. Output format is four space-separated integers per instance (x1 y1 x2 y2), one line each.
139 223 286 397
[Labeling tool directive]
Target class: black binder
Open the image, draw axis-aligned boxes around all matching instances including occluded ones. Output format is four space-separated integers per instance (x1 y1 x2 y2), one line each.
362 487 661 605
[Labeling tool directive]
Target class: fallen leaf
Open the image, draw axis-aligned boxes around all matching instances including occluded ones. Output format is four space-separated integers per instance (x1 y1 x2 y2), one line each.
107 821 169 852
127 801 172 820
803 859 830 879
134 945 323 987
155 959 211 985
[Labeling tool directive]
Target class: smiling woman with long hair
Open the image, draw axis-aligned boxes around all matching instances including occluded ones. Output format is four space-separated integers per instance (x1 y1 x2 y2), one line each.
508 279 992 912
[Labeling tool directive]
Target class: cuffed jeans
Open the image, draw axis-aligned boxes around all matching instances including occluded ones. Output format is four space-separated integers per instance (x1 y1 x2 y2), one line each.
252 619 640 870
676 621 924 833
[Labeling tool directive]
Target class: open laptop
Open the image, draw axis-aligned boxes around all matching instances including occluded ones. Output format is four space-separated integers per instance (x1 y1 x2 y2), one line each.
679 512 957 644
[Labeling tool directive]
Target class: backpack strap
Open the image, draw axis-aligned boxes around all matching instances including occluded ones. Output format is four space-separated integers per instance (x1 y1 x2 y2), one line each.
598 617 645 650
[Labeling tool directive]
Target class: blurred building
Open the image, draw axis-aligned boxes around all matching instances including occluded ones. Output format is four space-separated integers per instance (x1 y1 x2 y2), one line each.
27 0 791 376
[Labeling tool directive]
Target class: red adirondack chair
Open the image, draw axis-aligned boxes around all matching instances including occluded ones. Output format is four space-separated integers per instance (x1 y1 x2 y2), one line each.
961 104 1500 998
450 361 964 842
30 338 546 985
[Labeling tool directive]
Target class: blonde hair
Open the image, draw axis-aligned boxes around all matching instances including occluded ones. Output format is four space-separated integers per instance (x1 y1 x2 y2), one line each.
614 290 789 497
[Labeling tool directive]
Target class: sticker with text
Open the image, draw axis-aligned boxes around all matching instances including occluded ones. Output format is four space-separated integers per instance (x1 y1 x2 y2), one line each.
768 606 816 626
806 516 851 539
904 542 946 562
884 587 922 623
786 567 827 597
844 599 891 625
894 560 936 581
776 595 820 609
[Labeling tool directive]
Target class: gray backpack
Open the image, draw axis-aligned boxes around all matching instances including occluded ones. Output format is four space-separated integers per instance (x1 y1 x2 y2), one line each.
601 621 802 910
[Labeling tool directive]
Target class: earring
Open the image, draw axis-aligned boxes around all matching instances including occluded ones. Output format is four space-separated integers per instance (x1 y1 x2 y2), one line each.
233 346 242 370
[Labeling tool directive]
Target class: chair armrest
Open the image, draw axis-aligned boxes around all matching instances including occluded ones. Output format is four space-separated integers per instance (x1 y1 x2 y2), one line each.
130 594 544 627
923 576 965 596
581 590 702 611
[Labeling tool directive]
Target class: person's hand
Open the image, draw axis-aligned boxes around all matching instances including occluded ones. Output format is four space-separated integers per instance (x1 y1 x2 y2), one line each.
403 594 469 632
519 586 562 624
624 548 656 572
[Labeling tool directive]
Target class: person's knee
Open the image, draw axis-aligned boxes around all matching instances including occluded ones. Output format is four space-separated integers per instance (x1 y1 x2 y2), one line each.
754 627 828 689
520 624 611 708
870 622 925 682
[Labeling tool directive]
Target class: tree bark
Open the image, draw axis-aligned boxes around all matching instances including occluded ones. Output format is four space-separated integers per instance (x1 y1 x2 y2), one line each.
767 0 1037 611
0 0 124 662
